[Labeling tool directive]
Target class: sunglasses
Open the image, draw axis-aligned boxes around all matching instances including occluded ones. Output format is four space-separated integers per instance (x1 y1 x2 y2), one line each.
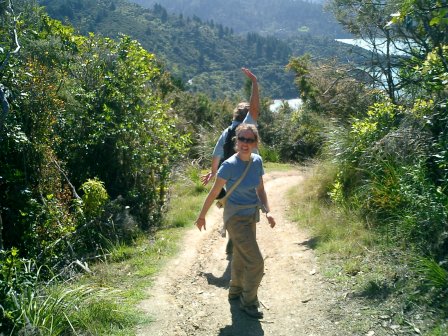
237 136 256 144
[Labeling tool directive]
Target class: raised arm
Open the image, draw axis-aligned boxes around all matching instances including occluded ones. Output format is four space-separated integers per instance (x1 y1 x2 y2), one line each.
242 67 260 122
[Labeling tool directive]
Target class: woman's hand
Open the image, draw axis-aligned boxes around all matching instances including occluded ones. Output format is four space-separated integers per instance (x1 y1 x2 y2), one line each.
195 217 206 231
241 67 257 82
200 172 214 186
266 213 276 228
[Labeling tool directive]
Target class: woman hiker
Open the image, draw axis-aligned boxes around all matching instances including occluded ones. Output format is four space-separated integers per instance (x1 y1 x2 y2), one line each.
195 123 276 319
201 67 260 256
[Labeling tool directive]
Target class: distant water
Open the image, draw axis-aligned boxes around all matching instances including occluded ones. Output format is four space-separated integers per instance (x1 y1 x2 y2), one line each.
335 38 411 56
269 98 303 112
335 38 412 94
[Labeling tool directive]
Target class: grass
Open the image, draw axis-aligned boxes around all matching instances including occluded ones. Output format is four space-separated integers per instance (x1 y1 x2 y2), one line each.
287 162 376 259
5 264 133 336
286 161 448 335
50 227 185 335
264 161 298 172
61 163 209 335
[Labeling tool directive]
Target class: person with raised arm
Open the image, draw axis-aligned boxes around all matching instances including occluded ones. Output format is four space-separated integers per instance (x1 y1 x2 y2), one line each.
201 68 260 255
195 124 275 319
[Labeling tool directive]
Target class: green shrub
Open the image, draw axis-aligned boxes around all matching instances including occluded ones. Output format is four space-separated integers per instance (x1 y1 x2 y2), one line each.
328 98 448 257
414 258 448 292
260 108 325 163
258 144 280 163
80 178 109 218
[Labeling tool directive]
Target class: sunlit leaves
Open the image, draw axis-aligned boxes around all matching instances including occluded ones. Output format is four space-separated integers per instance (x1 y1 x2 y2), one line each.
1 2 189 265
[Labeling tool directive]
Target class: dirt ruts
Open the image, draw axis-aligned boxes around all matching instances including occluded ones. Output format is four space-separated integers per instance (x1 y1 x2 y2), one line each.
137 170 345 336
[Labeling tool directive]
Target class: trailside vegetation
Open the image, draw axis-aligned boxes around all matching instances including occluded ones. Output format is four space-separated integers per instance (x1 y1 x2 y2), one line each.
0 1 189 333
286 0 447 332
327 0 448 266
1 0 447 333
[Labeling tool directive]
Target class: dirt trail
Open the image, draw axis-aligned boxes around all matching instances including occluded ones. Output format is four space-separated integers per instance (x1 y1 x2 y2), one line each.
137 170 343 336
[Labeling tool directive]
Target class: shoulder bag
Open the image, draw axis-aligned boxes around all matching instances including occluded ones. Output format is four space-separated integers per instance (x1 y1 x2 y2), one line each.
216 156 252 209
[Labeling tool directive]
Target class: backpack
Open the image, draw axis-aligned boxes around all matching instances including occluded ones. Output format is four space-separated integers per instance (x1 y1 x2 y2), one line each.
221 125 238 165
216 124 238 199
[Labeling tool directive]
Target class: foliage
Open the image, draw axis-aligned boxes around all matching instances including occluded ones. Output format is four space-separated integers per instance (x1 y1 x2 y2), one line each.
289 161 447 334
280 54 383 164
306 15 447 334
0 1 189 264
414 257 448 293
327 97 448 256
37 0 359 99
258 143 280 163
80 178 109 218
260 104 326 163
163 162 211 228
287 55 382 120
328 0 448 103
0 248 128 335
324 0 448 262
131 0 348 39
0 3 192 333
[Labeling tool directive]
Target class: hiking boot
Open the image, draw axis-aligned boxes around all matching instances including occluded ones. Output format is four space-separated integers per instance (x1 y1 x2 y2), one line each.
239 297 263 319
225 239 233 255
240 303 264 319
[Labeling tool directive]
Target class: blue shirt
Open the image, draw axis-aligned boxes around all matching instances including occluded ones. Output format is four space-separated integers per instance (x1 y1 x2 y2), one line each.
212 114 257 158
217 153 264 221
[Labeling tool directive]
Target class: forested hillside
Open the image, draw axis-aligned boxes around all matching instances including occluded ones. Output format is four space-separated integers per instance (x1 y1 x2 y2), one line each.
131 0 348 38
37 0 357 99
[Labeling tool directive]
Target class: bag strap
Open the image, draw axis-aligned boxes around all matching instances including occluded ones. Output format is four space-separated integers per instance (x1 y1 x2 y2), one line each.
220 155 253 203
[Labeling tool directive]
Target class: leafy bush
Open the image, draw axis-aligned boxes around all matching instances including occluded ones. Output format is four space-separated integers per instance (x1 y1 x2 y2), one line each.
80 178 109 219
259 104 325 163
328 97 448 258
415 258 448 293
258 143 280 163
1 5 189 264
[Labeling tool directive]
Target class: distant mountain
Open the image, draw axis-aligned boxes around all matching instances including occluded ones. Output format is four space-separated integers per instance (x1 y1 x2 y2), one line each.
131 0 349 38
38 0 357 99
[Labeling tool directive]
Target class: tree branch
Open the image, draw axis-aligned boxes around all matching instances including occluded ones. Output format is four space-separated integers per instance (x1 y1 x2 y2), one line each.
52 158 81 200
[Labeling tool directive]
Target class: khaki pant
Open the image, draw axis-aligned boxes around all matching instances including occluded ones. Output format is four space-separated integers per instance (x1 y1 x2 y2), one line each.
226 214 264 307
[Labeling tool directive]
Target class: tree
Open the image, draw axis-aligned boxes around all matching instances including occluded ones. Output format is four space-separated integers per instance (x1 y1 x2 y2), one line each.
326 0 448 259
0 4 190 260
328 0 406 102
329 0 448 104
287 55 380 121
1 0 23 251
389 0 448 97
0 0 21 127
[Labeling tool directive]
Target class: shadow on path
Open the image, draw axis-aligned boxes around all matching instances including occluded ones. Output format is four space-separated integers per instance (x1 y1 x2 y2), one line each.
200 257 232 289
218 299 264 336
297 237 319 250
200 258 264 335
